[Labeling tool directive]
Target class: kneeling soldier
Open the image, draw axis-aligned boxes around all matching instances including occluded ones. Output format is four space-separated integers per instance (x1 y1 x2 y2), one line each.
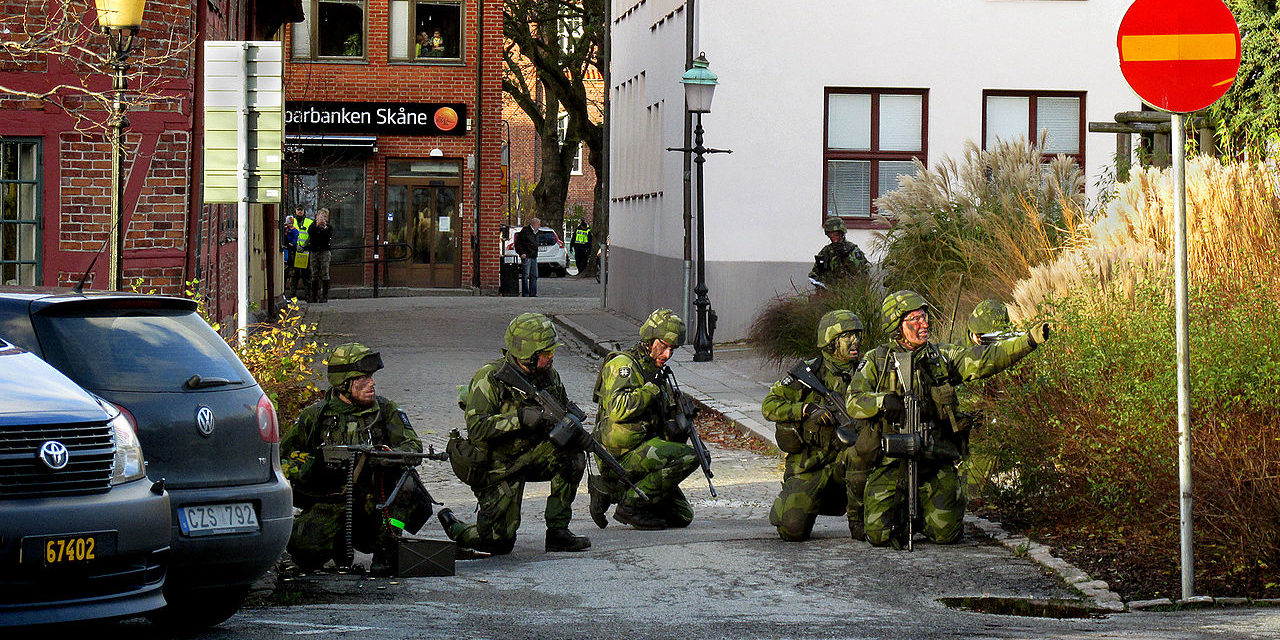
282 343 424 573
438 313 591 554
588 309 700 530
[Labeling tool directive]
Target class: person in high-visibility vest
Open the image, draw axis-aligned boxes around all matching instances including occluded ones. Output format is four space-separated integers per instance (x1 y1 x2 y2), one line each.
571 219 591 277
287 207 315 301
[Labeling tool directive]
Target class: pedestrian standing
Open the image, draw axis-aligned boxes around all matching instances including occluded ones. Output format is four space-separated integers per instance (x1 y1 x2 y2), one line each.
571 218 591 276
286 207 314 301
309 208 334 303
514 218 541 297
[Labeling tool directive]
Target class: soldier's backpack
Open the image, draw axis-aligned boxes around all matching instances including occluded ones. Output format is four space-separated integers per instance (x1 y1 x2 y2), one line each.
448 383 490 486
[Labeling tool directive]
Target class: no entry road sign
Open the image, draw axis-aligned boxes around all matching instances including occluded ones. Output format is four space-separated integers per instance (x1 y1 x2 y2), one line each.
1117 0 1241 113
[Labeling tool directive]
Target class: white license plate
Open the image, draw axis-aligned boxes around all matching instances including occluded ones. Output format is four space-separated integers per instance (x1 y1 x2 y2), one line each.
177 502 259 537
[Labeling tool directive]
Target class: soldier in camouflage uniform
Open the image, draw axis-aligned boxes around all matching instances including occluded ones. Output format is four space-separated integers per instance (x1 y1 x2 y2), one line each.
846 291 1049 548
764 310 876 541
281 343 423 572
437 313 592 554
587 309 700 530
968 299 1012 345
809 217 870 286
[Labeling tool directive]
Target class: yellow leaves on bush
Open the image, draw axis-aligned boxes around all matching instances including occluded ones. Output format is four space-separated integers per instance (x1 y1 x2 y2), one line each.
230 300 326 428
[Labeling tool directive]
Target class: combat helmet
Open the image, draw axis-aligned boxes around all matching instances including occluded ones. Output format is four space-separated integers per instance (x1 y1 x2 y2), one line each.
504 312 559 360
822 217 847 235
816 309 863 348
639 308 686 347
328 342 384 387
968 299 1011 336
881 290 932 335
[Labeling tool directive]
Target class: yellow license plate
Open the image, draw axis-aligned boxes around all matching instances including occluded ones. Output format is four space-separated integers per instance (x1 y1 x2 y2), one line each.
22 531 117 567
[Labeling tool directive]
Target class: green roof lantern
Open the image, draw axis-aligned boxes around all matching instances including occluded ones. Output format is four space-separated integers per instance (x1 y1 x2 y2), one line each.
681 52 718 113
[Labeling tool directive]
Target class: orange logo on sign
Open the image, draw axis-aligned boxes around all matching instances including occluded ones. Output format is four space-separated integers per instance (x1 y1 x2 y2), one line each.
434 107 459 131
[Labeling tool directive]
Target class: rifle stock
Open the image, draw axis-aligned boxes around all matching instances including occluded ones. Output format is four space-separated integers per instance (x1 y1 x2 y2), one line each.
786 360 859 445
660 367 716 498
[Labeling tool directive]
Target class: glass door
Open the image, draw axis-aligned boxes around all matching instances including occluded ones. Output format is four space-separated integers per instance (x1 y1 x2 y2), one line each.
385 158 461 287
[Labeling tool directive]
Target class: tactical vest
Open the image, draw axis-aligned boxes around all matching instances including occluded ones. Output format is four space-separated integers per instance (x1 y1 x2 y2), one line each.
293 216 314 269
573 226 591 244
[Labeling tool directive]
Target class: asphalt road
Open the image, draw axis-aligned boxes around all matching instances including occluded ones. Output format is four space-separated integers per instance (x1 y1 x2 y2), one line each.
70 289 1280 639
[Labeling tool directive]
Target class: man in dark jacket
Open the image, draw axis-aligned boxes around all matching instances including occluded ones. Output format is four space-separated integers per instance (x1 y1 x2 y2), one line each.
514 218 541 297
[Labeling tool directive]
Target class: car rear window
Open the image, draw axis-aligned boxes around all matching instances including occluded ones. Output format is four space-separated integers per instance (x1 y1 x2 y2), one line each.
33 308 253 393
537 230 558 246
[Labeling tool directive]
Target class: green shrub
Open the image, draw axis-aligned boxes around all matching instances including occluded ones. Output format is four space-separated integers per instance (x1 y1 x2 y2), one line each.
748 276 886 366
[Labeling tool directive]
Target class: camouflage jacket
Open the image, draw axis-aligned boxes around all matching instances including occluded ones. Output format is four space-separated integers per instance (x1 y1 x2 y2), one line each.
762 356 859 475
282 389 422 496
461 355 569 462
592 344 666 458
809 240 870 283
846 336 1036 461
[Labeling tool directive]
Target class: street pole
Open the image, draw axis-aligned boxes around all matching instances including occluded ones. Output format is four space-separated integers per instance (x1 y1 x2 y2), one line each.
1173 112 1194 600
108 40 132 290
691 113 712 361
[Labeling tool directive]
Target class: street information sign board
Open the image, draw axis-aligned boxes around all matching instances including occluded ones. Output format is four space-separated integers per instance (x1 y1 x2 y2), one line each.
1117 0 1241 113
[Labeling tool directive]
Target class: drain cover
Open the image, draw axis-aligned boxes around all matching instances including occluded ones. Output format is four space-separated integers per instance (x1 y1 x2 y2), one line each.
938 597 1114 619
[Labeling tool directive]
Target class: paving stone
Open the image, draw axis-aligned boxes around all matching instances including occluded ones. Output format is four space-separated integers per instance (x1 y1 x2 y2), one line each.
1127 598 1175 610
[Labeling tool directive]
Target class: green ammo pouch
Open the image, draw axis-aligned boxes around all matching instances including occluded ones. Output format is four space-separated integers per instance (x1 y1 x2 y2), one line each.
446 429 489 487
775 423 804 454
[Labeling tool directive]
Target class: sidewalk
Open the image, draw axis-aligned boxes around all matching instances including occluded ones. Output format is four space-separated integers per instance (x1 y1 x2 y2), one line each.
552 308 782 448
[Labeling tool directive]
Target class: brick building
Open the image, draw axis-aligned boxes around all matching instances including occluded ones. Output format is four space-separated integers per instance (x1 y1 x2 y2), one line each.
0 0 298 323
284 0 504 290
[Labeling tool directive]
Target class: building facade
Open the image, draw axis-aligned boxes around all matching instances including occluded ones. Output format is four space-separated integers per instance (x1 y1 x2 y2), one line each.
284 0 504 291
609 0 1141 341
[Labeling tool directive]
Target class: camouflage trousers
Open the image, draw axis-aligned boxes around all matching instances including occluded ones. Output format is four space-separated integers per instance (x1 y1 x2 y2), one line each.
601 437 699 526
444 441 585 555
769 448 869 541
863 459 964 548
288 480 398 569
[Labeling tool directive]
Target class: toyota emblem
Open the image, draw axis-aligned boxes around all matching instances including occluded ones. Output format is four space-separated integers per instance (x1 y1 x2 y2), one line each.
195 405 216 437
38 441 70 470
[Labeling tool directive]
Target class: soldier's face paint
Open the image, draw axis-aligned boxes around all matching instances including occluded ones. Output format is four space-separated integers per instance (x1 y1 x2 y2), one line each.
826 231 843 244
831 332 860 362
346 375 377 407
649 339 675 367
534 349 555 371
900 310 930 349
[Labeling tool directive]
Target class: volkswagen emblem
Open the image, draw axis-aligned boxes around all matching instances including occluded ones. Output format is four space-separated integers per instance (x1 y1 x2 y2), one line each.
195 405 216 437
38 441 70 470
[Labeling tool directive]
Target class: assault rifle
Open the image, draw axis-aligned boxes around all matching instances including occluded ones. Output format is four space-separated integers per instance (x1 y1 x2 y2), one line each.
786 359 859 446
658 367 716 498
881 352 926 551
322 444 448 566
493 362 649 502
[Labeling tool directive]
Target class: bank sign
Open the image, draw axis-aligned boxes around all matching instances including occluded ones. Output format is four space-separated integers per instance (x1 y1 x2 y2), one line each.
285 101 467 136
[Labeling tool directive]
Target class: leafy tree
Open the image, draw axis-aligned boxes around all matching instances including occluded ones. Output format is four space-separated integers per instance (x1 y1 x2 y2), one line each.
1207 1 1280 159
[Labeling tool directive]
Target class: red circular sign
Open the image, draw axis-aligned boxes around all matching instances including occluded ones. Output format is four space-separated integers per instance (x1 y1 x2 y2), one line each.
1117 0 1241 113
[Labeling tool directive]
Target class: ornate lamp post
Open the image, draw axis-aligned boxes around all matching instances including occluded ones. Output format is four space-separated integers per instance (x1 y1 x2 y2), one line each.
667 53 730 362
94 0 147 290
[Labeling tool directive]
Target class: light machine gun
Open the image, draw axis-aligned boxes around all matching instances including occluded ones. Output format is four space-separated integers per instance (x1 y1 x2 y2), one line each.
494 362 650 502
880 352 927 551
321 444 449 567
786 360 859 446
658 367 716 498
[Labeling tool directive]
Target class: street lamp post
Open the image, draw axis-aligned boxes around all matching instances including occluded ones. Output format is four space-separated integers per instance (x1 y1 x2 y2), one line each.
95 0 147 290
667 53 730 362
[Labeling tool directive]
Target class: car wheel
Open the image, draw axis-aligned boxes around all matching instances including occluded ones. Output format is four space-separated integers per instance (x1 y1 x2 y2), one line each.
147 585 249 630
556 266 568 278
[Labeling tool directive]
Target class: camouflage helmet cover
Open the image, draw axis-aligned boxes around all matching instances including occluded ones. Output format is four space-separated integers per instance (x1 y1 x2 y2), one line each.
639 308 686 347
881 290 932 335
822 217 847 234
816 309 863 348
505 312 559 360
968 299 1011 335
328 342 384 387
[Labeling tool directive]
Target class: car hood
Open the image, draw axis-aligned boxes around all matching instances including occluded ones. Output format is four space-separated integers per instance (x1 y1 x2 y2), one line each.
0 345 108 424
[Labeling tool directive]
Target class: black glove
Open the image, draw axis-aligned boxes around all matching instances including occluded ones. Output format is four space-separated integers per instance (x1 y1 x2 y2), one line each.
880 393 904 423
802 403 835 426
1029 322 1051 346
518 405 549 430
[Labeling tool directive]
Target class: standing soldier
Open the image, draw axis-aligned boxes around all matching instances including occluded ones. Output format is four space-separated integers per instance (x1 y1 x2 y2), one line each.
438 313 592 554
763 310 875 541
281 343 424 573
587 309 700 530
809 217 870 287
571 218 592 276
846 291 1049 548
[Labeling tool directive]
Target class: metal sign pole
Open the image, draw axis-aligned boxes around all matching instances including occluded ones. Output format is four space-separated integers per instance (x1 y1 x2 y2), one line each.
236 43 250 342
1172 112 1193 600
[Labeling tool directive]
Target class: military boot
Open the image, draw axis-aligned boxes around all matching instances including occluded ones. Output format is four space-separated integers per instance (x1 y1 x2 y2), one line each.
613 502 666 530
437 508 461 540
545 528 591 552
587 476 612 529
320 279 330 303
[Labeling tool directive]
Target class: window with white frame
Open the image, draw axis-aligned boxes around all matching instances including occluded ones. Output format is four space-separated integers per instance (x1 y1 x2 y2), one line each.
983 90 1085 165
559 14 584 54
558 113 583 175
292 0 366 59
389 0 463 62
824 88 927 219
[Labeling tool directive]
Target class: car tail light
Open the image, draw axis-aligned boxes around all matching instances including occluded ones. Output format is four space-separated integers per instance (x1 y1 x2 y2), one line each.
558 239 564 248
257 394 279 443
109 402 139 434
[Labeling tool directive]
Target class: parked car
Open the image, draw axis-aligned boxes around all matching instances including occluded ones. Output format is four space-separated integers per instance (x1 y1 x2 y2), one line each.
503 227 570 277
0 290 292 629
0 335 171 627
